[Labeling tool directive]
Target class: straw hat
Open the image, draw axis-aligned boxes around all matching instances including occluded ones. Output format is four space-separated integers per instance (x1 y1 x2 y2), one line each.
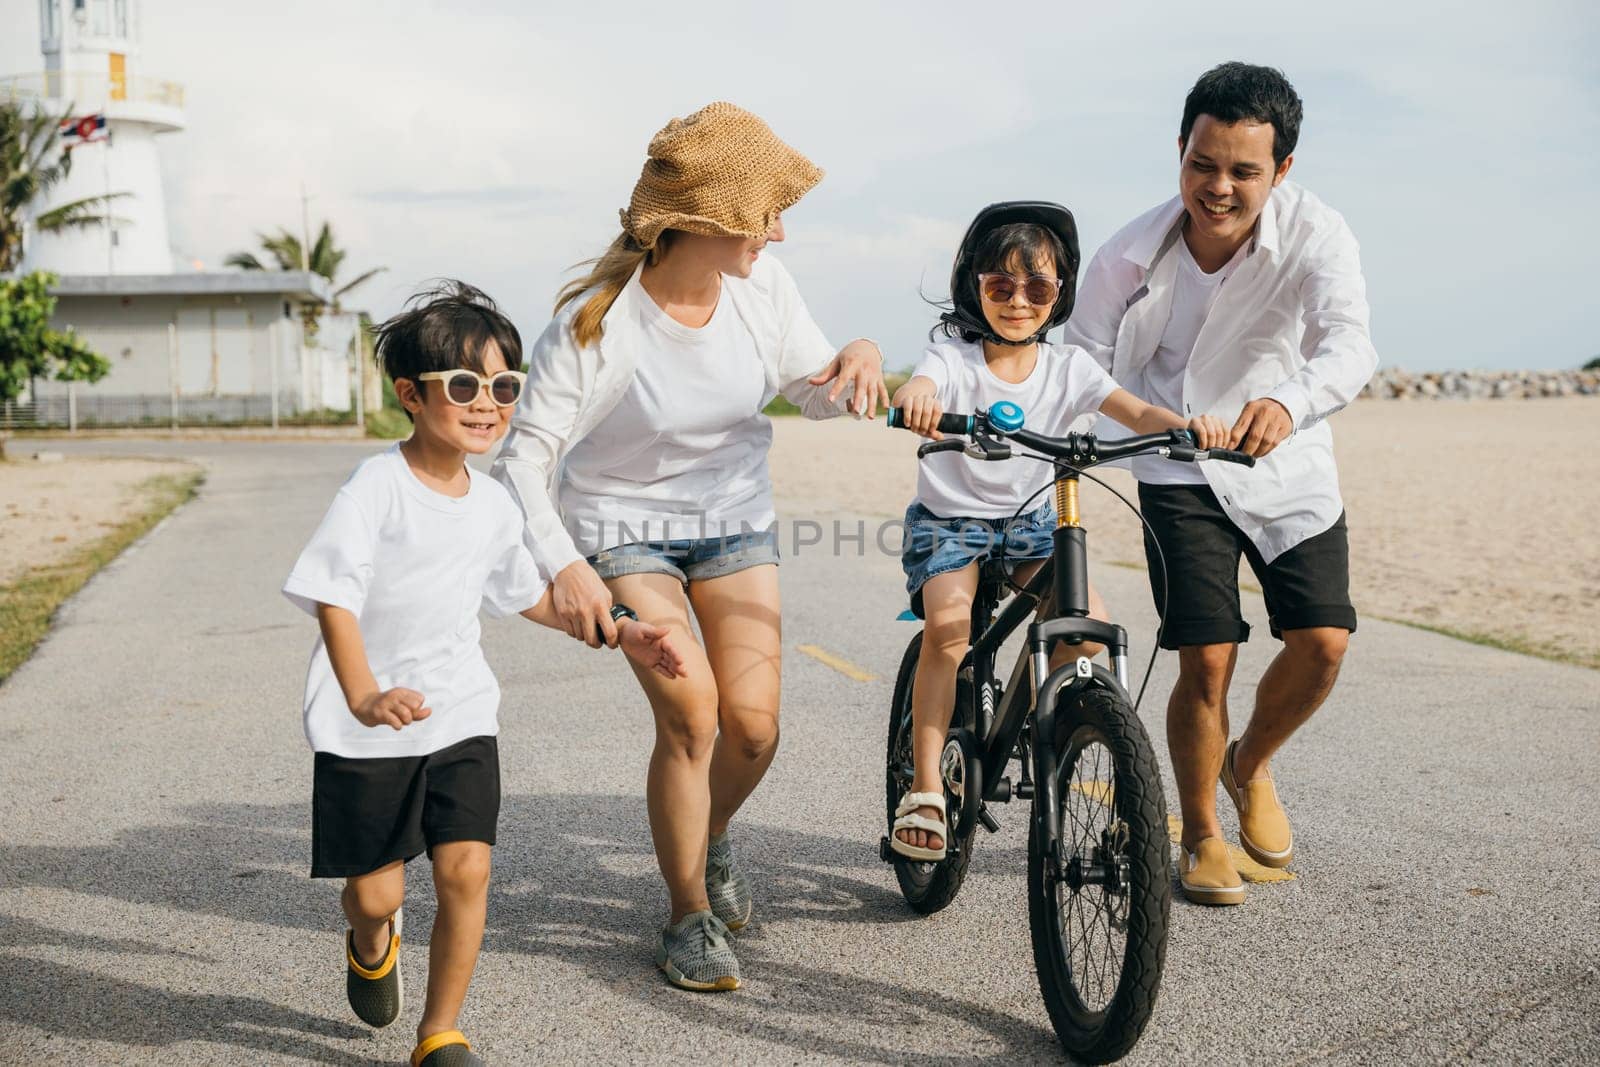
620 101 823 250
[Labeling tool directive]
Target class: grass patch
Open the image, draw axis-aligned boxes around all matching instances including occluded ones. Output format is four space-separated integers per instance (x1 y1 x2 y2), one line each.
0 468 204 685
364 407 412 440
1365 614 1598 672
1104 560 1596 671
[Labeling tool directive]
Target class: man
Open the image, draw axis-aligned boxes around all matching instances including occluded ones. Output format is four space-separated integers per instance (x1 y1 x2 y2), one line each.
1064 62 1378 904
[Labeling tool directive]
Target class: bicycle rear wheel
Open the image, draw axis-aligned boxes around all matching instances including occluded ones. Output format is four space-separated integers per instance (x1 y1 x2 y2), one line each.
885 632 975 914
1028 682 1170 1063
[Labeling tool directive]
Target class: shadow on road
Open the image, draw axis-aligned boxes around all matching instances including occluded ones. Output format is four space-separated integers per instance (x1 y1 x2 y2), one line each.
2 955 370 1063
1 792 1059 1063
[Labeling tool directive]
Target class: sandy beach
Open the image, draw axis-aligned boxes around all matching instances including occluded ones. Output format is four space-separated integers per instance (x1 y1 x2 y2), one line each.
0 456 197 586
769 397 1600 669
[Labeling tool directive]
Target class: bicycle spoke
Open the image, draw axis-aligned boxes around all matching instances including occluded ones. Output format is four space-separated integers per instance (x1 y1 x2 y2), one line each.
1048 735 1135 1016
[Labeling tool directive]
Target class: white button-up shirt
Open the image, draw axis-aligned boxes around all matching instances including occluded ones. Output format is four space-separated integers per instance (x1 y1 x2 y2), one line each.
1063 181 1378 563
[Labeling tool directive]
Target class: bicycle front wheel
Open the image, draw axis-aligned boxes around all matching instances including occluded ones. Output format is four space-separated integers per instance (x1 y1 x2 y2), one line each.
1027 682 1170 1064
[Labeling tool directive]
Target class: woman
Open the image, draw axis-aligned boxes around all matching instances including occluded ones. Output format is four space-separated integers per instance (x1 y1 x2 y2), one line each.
494 101 887 991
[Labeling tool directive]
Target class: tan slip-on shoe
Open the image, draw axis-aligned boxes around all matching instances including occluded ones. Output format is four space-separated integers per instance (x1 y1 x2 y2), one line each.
1221 737 1294 868
1179 837 1245 905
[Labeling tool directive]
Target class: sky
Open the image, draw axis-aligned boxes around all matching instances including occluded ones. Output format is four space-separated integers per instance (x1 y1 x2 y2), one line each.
4 0 1598 371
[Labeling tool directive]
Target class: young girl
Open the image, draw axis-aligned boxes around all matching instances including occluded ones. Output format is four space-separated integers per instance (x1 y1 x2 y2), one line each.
888 202 1225 861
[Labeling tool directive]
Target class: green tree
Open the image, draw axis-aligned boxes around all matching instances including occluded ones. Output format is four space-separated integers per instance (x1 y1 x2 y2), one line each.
1584 355 1600 371
225 221 385 310
0 271 109 403
1 100 131 273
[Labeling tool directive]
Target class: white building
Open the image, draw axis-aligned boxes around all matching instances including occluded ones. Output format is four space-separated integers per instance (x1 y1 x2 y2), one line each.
19 0 184 275
1 0 374 428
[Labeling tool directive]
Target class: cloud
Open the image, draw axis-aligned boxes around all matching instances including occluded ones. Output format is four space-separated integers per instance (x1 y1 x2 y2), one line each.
4 0 1597 368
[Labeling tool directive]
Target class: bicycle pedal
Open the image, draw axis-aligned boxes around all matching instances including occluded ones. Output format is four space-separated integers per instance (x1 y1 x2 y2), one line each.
878 835 894 862
978 806 1001 834
1015 779 1035 799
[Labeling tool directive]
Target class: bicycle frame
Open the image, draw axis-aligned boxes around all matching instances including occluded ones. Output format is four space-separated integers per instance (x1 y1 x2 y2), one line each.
958 465 1132 815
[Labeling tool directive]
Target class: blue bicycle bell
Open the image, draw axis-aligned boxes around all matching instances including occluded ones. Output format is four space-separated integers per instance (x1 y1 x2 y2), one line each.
987 401 1025 433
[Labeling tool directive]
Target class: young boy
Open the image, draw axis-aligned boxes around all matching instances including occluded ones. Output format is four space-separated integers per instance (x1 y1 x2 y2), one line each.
283 281 684 1066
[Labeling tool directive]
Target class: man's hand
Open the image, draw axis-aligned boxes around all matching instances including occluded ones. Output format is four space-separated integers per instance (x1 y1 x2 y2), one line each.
617 619 688 680
553 560 616 649
808 339 890 419
352 688 431 731
1228 398 1294 458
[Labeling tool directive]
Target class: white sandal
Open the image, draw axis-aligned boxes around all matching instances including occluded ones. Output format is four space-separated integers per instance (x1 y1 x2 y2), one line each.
890 791 948 862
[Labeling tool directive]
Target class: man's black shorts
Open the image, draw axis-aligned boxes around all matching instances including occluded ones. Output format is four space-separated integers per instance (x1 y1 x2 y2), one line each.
311 735 499 878
1138 483 1357 651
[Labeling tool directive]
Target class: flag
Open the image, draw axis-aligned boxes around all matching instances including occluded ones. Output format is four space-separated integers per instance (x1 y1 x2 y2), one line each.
60 113 108 147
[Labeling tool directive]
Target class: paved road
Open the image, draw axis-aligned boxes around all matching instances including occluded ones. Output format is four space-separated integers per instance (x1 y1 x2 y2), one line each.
1 441 1597 1065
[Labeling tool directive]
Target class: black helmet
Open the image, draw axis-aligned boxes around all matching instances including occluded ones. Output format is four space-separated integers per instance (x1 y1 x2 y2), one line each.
938 200 1081 347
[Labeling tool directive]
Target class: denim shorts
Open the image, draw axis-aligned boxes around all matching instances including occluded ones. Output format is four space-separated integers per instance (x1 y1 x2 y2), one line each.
587 525 780 585
901 501 1056 617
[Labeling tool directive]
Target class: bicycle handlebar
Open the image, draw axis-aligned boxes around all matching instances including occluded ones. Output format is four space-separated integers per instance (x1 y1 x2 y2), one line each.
886 406 1256 469
886 408 974 436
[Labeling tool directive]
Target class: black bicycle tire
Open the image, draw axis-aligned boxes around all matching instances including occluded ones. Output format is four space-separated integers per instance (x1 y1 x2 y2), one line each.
885 631 975 914
1027 683 1170 1063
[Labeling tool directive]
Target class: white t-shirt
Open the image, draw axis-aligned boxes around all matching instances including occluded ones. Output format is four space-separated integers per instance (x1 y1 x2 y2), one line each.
911 339 1119 519
560 274 776 553
1129 237 1248 485
283 445 548 759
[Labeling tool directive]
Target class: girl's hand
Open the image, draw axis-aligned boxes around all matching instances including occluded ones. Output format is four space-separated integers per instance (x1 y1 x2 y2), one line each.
900 393 946 440
618 619 688 680
552 560 616 649
1187 414 1228 450
352 687 432 730
808 340 889 419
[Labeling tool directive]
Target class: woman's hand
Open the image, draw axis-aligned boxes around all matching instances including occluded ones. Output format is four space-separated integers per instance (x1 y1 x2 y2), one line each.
552 560 616 649
808 339 890 419
1186 414 1229 450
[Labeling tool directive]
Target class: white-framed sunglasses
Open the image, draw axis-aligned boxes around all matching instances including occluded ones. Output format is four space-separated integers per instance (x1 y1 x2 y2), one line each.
416 369 527 407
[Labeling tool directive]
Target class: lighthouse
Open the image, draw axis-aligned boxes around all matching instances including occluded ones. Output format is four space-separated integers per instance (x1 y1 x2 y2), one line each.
0 1 378 431
11 0 186 275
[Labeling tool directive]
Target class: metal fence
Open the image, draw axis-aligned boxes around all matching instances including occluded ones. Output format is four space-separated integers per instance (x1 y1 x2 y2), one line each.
0 390 336 430
3 316 373 431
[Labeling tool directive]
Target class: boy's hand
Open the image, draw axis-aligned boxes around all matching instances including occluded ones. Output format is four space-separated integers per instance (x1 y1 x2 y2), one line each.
1186 414 1228 450
617 619 688 680
352 688 432 730
899 394 946 441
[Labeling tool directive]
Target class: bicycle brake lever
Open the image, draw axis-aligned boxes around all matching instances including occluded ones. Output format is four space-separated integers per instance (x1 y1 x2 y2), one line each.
916 438 966 459
965 432 1012 461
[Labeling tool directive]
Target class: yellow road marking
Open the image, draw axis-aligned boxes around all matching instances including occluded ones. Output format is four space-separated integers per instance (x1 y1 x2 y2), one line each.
796 644 877 683
1070 780 1116 805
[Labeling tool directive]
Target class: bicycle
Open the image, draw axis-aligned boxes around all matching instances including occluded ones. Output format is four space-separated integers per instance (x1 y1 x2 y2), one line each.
879 401 1254 1063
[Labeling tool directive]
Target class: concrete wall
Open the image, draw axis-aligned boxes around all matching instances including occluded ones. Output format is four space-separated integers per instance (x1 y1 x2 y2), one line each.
25 292 360 424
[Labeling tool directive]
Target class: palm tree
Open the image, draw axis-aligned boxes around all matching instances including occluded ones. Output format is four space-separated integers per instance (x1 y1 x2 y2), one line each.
1 99 131 273
225 221 384 311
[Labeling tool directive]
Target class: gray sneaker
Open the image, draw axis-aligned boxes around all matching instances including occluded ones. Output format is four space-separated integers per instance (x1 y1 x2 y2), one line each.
656 910 741 991
706 832 753 931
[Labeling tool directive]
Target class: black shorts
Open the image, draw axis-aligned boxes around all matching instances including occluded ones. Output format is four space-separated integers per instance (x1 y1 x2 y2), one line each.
1138 483 1357 651
311 735 500 879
